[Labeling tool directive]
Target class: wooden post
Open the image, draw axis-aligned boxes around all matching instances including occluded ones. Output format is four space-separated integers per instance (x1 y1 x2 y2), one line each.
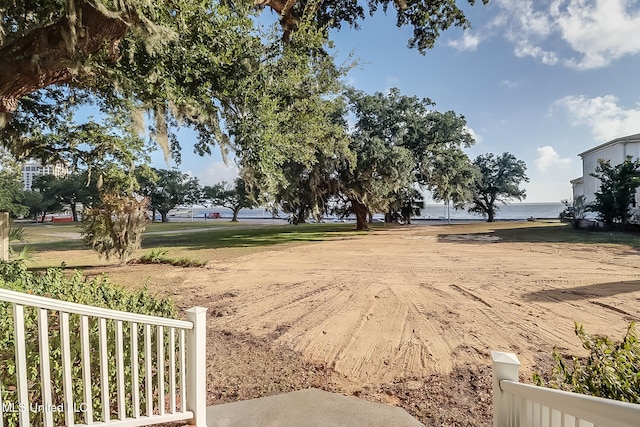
0 212 8 261
186 307 208 427
491 351 521 427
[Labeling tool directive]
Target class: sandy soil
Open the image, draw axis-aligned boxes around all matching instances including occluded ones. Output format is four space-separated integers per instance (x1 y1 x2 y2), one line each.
79 224 640 426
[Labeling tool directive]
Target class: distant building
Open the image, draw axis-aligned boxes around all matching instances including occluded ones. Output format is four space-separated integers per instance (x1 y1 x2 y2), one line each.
21 159 68 190
571 133 640 204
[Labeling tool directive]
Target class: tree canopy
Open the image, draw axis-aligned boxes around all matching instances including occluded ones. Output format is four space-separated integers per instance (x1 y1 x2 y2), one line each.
340 88 474 228
136 168 201 222
469 152 529 222
339 137 415 230
203 178 257 222
0 0 486 166
425 147 477 222
30 175 66 223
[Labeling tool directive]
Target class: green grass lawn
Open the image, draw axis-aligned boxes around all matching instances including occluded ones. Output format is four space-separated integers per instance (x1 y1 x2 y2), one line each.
486 221 640 247
11 220 640 270
141 222 365 250
13 221 375 268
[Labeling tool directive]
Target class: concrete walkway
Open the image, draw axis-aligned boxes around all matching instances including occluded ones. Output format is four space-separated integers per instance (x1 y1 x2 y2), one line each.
206 388 423 427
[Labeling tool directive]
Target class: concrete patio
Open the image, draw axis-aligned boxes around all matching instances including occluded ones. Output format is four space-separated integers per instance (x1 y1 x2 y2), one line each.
206 388 423 427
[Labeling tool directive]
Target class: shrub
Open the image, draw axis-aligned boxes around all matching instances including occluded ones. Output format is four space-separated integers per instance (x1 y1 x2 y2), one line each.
139 248 169 263
137 249 207 267
534 322 640 403
0 261 178 425
81 194 150 263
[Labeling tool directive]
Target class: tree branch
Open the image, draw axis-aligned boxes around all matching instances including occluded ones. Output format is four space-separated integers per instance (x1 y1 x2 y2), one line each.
0 3 131 118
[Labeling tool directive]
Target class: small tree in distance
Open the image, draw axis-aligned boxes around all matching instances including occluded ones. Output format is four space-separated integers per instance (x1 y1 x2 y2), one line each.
203 178 256 222
425 148 478 224
137 168 201 223
469 152 529 222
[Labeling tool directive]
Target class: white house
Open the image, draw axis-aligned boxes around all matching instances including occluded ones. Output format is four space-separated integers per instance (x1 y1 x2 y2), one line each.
571 133 640 204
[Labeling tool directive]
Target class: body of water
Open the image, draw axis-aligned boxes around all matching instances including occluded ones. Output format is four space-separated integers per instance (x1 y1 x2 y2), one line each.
418 203 565 221
172 203 565 222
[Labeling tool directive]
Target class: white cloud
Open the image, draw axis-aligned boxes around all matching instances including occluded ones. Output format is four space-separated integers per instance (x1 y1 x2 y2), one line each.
553 0 640 69
554 94 640 141
492 0 640 69
448 32 481 51
501 79 519 88
198 161 239 186
535 146 572 172
513 42 559 65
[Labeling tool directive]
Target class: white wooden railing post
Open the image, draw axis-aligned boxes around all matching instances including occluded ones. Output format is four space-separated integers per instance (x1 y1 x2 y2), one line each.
491 351 521 427
186 307 208 427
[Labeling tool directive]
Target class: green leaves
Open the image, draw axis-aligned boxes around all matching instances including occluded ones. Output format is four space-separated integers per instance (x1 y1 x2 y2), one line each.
0 261 177 426
136 168 201 222
468 152 529 222
538 322 640 404
81 193 150 263
425 148 477 209
202 177 257 221
588 156 640 228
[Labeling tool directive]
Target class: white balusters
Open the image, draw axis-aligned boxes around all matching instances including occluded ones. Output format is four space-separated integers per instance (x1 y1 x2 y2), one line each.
115 320 126 419
38 308 54 427
144 323 153 418
169 327 176 413
80 315 93 424
99 317 110 422
130 322 140 419
13 304 29 426
0 289 205 427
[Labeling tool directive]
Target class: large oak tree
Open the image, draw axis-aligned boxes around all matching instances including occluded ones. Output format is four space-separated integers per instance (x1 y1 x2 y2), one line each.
1 0 486 156
343 88 474 227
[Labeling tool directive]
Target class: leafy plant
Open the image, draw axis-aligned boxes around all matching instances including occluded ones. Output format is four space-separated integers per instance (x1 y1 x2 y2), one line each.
534 322 640 403
0 261 178 426
82 194 150 263
137 249 206 267
588 156 640 229
8 226 25 243
140 248 169 263
8 226 32 262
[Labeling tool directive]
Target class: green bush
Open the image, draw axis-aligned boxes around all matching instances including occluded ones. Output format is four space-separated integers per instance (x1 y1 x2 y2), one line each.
0 261 179 425
138 249 207 267
82 194 150 263
535 322 640 403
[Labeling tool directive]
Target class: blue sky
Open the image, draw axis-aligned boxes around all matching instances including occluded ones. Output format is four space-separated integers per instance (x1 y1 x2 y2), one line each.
154 0 640 203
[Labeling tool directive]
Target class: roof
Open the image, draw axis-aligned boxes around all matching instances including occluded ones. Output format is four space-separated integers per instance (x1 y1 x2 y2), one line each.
579 133 640 157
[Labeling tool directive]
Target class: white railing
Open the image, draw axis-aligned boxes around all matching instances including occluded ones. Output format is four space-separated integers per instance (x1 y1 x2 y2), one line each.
0 288 207 427
492 351 640 427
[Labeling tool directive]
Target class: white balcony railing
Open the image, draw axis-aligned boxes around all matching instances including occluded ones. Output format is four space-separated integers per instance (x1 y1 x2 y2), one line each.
0 288 207 427
492 351 640 427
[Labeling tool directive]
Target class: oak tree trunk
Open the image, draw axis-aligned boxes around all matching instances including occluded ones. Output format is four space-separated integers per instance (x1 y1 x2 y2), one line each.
232 207 240 222
487 208 495 222
351 199 369 231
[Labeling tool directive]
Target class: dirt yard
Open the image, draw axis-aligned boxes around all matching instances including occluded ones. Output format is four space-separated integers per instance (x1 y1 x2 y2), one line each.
78 223 640 426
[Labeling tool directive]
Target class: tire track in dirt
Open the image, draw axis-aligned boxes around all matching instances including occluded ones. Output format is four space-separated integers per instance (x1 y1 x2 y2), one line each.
176 227 640 384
